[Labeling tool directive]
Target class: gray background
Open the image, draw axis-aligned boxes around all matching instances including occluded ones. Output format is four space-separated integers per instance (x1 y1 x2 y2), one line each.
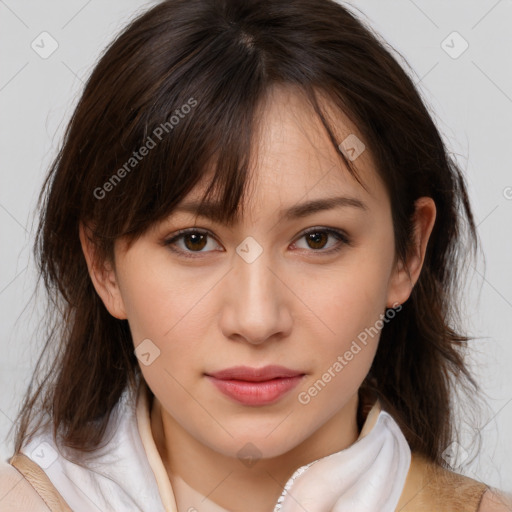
1 0 511 494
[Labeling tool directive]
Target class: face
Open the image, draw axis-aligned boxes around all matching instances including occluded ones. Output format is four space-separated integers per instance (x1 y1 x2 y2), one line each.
81 85 435 462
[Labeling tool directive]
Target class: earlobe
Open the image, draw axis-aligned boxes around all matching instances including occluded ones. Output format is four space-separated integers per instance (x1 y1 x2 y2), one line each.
79 222 127 320
386 197 437 308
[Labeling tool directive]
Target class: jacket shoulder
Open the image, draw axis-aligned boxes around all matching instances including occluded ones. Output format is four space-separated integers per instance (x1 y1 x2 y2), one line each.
478 488 512 512
397 451 492 512
0 460 51 512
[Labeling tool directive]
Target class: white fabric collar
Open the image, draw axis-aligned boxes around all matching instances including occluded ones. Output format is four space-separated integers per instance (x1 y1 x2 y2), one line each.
21 380 169 512
272 399 411 512
20 378 411 512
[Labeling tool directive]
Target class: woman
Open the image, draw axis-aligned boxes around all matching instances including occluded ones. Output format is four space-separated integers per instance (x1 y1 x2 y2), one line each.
1 0 510 510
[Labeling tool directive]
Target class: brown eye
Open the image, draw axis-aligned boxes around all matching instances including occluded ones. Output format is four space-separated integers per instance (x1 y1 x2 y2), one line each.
293 227 351 255
164 229 222 258
305 231 329 250
182 232 208 251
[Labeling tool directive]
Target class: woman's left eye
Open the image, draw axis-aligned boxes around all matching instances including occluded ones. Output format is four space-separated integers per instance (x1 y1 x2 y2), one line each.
163 227 351 258
292 227 351 254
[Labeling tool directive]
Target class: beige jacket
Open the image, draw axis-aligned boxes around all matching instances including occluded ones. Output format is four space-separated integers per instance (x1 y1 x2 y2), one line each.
1 450 511 511
1 384 511 512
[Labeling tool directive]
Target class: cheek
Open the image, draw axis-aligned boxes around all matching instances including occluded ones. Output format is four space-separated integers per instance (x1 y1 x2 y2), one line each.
119 263 212 408
307 249 392 341
297 240 394 391
119 248 199 339
295 289 382 413
118 252 220 378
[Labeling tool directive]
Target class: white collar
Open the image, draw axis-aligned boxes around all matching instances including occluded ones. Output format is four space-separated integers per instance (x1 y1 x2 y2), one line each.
21 377 411 512
137 379 411 512
272 399 411 511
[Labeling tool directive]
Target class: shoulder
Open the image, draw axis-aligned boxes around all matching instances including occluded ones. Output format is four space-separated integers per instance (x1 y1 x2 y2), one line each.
0 460 50 512
478 488 512 512
397 451 509 512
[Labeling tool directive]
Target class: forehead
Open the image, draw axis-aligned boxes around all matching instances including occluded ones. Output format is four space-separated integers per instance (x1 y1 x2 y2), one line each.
256 86 376 190
176 85 388 222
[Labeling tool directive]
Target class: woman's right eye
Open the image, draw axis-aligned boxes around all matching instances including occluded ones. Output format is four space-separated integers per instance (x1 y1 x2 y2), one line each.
163 229 223 258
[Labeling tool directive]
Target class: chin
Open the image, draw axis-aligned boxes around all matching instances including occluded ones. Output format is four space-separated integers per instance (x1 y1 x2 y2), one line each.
204 431 303 462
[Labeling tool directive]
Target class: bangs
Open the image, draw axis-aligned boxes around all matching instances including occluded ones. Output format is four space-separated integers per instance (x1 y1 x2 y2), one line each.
85 23 268 247
76 3 362 254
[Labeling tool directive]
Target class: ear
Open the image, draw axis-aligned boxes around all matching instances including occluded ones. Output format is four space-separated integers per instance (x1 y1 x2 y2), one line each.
79 222 127 320
386 197 436 308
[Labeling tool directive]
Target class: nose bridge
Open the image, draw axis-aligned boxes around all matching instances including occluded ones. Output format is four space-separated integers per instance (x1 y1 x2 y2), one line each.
237 245 274 303
221 237 291 344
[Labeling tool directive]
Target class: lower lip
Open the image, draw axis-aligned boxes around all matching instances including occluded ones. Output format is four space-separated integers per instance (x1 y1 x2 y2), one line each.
206 375 304 406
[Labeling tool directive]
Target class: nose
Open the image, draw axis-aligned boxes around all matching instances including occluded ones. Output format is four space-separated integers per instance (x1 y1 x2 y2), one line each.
219 245 293 345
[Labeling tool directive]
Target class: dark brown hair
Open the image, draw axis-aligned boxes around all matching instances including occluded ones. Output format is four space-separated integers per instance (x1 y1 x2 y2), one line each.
12 0 482 468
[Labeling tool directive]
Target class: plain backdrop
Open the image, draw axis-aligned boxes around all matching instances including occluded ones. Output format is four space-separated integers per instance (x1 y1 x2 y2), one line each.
1 0 511 495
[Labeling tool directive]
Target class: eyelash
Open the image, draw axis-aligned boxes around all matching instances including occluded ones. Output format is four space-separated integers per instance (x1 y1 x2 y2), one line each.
162 227 351 259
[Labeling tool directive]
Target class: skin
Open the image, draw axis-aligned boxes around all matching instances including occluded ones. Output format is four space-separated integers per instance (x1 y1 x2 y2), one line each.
80 85 436 512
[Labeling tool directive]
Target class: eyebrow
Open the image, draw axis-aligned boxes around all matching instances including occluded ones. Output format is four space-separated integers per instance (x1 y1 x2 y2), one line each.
173 195 368 223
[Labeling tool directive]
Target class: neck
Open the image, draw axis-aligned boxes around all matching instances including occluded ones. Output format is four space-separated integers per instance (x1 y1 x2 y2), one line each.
150 393 361 512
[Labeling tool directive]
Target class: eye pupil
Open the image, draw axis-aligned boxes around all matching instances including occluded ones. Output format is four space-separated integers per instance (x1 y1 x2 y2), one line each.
185 233 207 251
307 232 328 249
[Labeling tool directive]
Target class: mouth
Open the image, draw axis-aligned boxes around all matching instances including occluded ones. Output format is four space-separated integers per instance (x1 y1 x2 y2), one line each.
204 365 306 406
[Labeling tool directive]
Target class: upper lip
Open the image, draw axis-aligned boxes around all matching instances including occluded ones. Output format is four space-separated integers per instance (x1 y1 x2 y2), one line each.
206 365 305 382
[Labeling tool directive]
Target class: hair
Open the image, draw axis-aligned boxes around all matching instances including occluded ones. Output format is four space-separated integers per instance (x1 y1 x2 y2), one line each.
12 0 482 468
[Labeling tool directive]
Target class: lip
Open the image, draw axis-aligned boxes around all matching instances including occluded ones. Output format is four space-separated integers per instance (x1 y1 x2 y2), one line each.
205 365 305 406
206 365 304 381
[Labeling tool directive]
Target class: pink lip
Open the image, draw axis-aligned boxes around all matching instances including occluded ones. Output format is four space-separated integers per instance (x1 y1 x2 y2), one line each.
205 365 305 406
